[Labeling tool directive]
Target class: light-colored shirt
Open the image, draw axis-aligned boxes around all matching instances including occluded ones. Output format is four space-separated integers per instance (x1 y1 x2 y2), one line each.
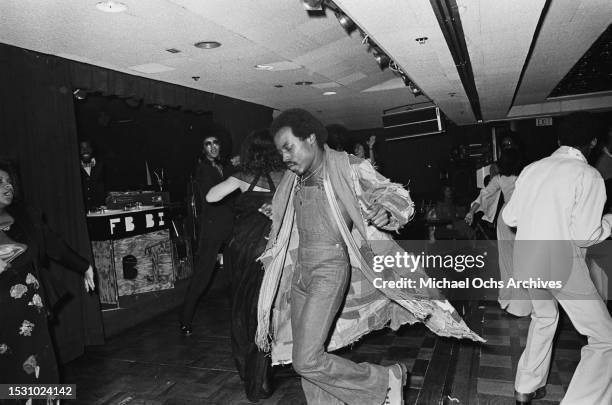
472 174 517 223
81 157 96 176
502 146 612 293
503 146 611 244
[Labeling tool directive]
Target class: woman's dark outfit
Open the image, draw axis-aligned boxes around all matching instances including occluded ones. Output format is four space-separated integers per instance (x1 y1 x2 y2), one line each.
0 207 88 404
225 172 276 402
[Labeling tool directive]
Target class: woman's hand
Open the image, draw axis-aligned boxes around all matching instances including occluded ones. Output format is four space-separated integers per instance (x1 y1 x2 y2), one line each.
0 258 9 275
366 135 376 148
84 265 95 292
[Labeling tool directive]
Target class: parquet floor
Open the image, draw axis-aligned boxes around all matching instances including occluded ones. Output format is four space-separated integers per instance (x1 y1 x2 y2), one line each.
64 291 588 404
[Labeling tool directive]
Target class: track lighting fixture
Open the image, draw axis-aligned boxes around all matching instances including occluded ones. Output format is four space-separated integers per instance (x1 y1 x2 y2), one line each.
408 83 422 97
397 72 423 96
302 0 323 11
373 52 390 70
302 1 421 94
335 12 356 33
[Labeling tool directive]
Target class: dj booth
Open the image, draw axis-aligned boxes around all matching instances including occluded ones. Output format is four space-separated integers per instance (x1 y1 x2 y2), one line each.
88 200 192 307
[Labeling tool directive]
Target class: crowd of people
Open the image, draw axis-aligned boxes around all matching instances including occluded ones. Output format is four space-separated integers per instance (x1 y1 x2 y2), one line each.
1 109 611 405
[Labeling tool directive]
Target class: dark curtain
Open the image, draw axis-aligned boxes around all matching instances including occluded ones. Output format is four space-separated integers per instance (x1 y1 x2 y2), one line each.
212 94 274 154
0 44 104 363
0 43 273 363
70 61 215 113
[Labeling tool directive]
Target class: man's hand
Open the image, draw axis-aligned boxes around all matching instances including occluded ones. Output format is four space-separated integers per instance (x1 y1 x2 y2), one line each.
464 212 474 226
258 203 273 220
0 258 9 275
365 203 391 228
84 265 95 292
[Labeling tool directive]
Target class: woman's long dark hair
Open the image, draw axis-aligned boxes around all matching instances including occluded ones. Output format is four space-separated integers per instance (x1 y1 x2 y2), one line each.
239 129 284 175
497 149 522 176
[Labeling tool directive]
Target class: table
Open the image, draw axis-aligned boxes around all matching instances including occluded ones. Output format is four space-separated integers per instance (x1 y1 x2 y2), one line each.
87 206 181 306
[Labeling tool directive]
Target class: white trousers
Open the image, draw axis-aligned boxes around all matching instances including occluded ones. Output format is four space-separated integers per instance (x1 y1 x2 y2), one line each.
515 287 612 405
588 258 609 301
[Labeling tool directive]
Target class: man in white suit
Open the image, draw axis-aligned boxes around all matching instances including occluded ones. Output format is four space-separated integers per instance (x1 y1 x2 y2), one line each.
503 113 612 405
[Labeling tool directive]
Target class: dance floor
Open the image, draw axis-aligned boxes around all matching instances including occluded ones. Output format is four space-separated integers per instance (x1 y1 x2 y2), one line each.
65 290 585 404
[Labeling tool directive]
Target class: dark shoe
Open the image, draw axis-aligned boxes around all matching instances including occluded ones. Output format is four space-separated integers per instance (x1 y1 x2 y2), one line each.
515 386 546 404
180 324 192 336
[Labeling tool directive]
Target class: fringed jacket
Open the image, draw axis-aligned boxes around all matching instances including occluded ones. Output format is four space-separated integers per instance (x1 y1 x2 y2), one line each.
257 146 483 365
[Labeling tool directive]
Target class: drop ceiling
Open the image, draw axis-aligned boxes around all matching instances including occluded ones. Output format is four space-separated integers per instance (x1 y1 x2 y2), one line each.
0 0 610 129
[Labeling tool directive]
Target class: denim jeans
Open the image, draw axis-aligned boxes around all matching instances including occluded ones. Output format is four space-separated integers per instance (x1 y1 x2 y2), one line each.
291 243 388 404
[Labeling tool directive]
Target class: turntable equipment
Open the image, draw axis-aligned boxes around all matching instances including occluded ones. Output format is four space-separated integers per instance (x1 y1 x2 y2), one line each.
105 191 170 209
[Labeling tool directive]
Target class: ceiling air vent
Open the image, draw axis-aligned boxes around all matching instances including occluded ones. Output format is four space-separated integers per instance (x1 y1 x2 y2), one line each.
383 106 444 141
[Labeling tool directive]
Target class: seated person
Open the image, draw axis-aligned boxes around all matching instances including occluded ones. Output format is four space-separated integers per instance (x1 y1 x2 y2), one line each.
427 185 473 240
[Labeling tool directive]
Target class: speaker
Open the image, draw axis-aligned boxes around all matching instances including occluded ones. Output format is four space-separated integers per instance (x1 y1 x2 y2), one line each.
383 106 443 141
122 255 138 280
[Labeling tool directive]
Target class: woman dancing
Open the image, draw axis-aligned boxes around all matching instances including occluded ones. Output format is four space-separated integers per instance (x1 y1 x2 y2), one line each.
0 159 95 404
465 149 531 316
206 130 285 402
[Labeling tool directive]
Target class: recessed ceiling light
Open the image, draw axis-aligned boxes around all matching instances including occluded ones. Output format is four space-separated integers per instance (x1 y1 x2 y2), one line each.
96 1 127 13
194 41 221 49
255 64 274 70
295 81 313 86
323 91 337 95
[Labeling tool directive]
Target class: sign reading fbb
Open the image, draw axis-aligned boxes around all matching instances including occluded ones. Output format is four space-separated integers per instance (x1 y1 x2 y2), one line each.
87 208 169 241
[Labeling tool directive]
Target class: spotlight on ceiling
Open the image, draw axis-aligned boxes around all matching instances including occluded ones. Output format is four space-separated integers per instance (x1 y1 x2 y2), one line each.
336 12 356 33
408 83 422 97
95 1 127 13
373 52 390 70
397 73 422 95
302 0 323 11
73 89 87 100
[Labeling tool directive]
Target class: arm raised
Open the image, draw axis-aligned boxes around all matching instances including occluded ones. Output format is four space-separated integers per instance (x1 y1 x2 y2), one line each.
206 176 242 203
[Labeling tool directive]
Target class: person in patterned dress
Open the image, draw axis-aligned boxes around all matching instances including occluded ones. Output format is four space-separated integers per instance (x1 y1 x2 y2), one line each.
0 159 95 404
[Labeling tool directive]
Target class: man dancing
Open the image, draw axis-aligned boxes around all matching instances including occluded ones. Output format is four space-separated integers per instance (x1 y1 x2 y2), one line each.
503 113 612 405
180 134 234 335
257 109 482 404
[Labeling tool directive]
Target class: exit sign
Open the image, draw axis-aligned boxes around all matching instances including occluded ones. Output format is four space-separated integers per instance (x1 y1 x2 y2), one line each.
535 116 553 126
